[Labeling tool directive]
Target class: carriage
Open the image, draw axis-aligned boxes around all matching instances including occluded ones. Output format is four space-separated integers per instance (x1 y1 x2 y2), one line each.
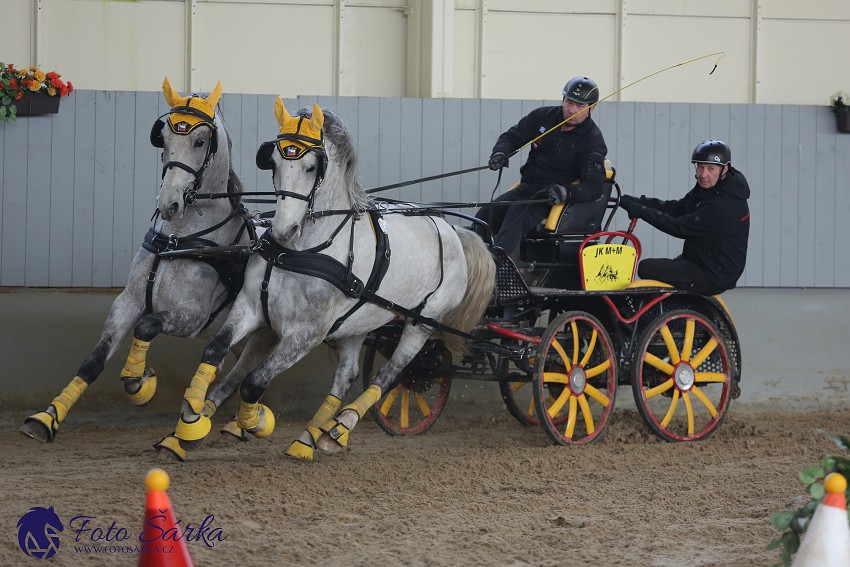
362 162 742 445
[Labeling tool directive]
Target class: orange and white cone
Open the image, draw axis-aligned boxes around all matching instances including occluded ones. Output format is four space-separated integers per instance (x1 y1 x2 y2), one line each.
792 472 850 567
138 468 194 567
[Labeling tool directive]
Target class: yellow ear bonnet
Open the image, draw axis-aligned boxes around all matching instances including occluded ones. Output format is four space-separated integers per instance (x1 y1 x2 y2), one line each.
161 76 221 135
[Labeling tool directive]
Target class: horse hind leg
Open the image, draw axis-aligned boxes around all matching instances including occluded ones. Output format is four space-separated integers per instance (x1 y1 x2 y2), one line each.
286 335 366 461
316 326 431 454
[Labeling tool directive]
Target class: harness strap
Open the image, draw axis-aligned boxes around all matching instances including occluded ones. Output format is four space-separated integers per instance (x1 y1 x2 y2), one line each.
327 211 392 335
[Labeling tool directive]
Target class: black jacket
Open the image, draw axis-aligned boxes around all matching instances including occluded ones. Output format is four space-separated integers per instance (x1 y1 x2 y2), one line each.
491 106 608 203
634 167 751 291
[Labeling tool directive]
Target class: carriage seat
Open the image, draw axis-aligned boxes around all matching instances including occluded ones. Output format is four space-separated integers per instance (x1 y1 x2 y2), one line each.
542 159 615 234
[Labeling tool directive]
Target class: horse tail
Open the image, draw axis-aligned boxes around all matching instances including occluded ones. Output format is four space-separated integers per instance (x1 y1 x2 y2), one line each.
441 227 496 354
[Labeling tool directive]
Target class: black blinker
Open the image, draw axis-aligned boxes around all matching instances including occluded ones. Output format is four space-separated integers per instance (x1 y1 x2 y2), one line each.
256 142 276 170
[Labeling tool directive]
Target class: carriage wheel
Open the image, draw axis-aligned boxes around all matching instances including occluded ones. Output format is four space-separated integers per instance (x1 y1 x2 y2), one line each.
362 342 452 436
499 340 569 428
532 311 617 445
631 309 733 442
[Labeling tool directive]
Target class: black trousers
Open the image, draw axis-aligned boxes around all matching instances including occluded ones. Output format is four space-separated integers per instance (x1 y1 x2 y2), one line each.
474 184 550 259
637 257 725 296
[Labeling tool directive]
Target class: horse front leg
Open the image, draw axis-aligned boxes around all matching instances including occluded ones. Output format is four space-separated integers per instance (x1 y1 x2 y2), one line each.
285 334 367 461
316 325 431 455
19 293 142 443
118 313 169 407
155 306 262 461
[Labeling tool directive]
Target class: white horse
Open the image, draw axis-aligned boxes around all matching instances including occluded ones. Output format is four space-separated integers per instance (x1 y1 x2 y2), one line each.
20 78 275 457
164 99 495 461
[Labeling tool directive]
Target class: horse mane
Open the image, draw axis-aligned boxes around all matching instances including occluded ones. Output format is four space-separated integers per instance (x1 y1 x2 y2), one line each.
297 107 373 212
217 105 243 206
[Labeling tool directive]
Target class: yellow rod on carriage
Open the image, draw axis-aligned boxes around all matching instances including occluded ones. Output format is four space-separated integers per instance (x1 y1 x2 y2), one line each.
507 51 726 158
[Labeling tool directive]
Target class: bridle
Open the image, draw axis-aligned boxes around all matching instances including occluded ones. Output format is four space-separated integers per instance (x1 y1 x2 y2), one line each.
150 103 219 206
256 115 328 216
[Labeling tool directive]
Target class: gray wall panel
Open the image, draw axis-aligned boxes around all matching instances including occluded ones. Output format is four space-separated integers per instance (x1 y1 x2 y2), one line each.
3 91 850 289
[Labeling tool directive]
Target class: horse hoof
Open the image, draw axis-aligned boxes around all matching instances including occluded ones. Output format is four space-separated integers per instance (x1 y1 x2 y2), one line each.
154 435 187 462
122 369 157 407
18 419 53 444
285 440 316 461
315 433 344 455
249 404 275 439
174 414 212 442
220 420 248 443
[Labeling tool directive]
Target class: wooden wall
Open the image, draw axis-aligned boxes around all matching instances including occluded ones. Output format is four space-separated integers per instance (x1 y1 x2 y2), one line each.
1 91 848 288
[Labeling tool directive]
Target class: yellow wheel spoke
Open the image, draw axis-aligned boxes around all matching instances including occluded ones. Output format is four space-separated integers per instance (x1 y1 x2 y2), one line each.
691 385 717 417
578 394 595 434
681 319 695 361
379 386 401 416
543 371 570 385
579 329 598 367
695 372 727 383
584 383 610 407
564 395 578 439
683 391 694 435
645 378 674 399
690 338 718 368
660 325 681 364
547 388 570 418
660 389 680 427
400 389 410 428
527 396 536 417
644 352 675 375
414 392 431 417
551 338 570 367
571 321 579 365
585 359 611 379
510 381 526 394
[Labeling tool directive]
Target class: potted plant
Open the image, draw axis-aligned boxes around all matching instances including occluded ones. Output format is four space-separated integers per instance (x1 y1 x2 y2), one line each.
829 90 850 133
0 62 73 122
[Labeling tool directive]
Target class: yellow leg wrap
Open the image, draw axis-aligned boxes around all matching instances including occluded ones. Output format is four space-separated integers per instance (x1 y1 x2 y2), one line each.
237 400 260 430
120 339 150 378
51 376 89 422
183 363 217 414
154 435 187 461
285 439 315 461
174 414 212 441
308 395 343 429
237 401 275 438
343 384 383 420
202 399 217 418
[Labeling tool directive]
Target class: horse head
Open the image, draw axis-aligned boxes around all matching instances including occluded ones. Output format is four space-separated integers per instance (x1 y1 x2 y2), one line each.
152 76 225 220
256 98 327 243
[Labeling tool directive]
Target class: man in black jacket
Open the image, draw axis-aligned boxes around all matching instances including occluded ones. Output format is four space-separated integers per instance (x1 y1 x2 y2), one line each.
475 76 608 260
619 139 750 295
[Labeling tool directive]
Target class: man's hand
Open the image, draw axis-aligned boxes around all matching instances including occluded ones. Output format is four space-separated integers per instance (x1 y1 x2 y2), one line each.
488 152 509 171
547 184 570 204
619 194 643 220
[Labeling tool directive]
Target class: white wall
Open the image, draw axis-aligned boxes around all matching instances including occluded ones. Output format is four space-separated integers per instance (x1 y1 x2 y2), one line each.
3 0 850 105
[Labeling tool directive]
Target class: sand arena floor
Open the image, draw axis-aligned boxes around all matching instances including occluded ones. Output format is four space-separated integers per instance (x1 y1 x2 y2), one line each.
2 399 848 566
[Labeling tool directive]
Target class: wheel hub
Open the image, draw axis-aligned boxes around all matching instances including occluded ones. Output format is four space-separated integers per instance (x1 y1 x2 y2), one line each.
569 366 587 394
673 363 695 391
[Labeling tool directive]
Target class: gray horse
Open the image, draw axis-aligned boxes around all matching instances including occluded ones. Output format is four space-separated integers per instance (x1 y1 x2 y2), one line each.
19 78 274 457
158 99 495 461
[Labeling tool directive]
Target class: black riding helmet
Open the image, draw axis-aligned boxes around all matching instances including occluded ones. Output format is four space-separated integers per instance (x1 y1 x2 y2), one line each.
562 76 599 105
691 139 731 166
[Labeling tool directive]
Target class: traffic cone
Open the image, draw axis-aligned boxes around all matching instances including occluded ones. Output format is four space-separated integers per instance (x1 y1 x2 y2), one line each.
792 472 850 567
138 468 194 567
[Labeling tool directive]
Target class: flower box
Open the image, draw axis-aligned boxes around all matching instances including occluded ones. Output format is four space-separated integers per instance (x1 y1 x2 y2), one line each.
836 108 850 134
15 91 61 116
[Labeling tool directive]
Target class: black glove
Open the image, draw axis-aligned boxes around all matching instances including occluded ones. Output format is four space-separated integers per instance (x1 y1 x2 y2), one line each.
619 196 644 220
488 152 509 171
547 184 570 204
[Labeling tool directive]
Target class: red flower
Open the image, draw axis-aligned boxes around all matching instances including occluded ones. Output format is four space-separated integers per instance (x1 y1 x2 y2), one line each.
59 84 68 96
67 81 73 93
